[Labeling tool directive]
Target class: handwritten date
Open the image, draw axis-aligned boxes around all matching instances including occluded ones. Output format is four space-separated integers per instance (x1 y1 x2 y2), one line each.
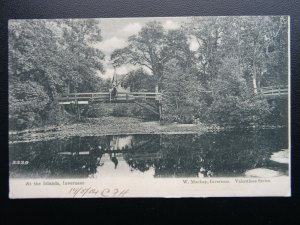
69 187 129 198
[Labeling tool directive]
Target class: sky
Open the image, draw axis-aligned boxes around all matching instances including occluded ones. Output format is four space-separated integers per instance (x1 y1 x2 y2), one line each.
93 17 194 79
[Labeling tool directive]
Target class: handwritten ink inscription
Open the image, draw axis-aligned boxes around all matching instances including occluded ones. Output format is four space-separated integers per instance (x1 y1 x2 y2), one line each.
68 187 130 198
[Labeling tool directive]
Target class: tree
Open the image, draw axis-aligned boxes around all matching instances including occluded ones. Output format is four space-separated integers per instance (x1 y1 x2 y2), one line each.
121 68 156 92
206 57 271 126
9 20 59 129
187 17 227 88
187 16 288 93
9 19 106 129
111 21 193 88
237 16 288 93
184 16 288 126
9 81 50 129
111 21 168 86
161 58 210 123
58 19 106 93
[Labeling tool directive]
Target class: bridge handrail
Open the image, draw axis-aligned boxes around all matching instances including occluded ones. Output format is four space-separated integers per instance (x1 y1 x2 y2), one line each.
262 89 288 93
62 92 109 96
260 85 288 98
260 85 288 90
63 92 161 96
59 91 162 102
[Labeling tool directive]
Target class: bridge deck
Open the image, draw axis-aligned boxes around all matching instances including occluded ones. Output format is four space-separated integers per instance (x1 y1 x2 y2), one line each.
58 92 162 105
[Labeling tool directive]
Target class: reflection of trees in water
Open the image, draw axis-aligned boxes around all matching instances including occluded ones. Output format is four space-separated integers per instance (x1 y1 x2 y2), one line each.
10 134 159 178
123 129 288 177
10 136 112 178
107 136 131 150
9 128 288 178
123 135 161 172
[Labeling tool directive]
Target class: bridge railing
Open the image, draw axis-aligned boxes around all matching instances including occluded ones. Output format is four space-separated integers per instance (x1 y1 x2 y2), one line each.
58 91 162 102
260 85 288 96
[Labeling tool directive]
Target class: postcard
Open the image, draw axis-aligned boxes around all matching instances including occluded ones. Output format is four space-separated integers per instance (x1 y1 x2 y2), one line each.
8 16 290 198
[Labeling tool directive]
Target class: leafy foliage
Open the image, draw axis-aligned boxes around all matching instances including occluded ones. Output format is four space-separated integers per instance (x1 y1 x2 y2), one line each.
121 68 156 92
9 17 289 129
113 17 288 126
9 19 106 130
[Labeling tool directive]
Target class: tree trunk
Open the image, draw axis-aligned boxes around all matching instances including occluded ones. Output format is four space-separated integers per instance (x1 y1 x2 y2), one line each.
252 41 259 94
253 59 258 94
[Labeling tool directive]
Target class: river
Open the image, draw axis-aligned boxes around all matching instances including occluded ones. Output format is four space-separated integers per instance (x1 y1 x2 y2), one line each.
9 128 289 179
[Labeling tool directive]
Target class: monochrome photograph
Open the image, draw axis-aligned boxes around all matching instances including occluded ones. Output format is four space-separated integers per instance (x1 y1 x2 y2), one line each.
8 16 290 198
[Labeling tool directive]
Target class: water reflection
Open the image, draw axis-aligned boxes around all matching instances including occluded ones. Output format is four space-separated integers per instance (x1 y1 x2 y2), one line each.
9 128 289 178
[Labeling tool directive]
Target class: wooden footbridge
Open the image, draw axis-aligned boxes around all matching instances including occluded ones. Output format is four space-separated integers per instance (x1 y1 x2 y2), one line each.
260 85 288 98
57 85 288 119
57 90 163 119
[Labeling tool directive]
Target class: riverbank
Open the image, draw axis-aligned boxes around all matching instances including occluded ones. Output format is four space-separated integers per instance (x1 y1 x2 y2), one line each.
9 116 287 144
9 117 220 143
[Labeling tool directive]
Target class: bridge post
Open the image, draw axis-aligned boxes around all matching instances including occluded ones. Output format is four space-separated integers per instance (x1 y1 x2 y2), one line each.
158 102 162 121
75 99 81 120
65 81 70 94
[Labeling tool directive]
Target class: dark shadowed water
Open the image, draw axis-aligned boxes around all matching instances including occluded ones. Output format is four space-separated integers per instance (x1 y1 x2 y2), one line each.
9 128 289 179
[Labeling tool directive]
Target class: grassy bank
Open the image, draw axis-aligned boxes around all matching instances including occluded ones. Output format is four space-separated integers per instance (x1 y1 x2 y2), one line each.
9 117 220 143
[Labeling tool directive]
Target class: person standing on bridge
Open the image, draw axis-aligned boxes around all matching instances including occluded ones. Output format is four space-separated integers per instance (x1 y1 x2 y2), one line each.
111 86 117 101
